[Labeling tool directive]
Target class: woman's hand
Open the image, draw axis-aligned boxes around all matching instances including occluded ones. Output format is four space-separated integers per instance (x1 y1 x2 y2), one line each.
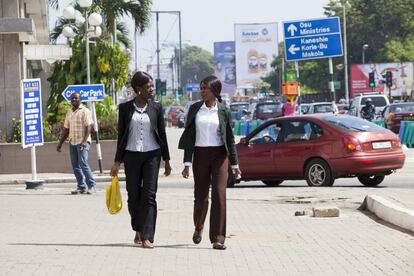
110 162 121 177
164 160 172 176
232 168 242 180
182 166 190 179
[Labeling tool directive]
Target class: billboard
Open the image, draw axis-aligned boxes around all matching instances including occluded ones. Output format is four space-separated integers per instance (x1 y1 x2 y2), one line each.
234 23 278 89
350 62 414 98
214 41 236 96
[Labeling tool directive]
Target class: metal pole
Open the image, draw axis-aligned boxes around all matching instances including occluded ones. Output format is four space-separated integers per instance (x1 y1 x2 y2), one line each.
134 24 138 71
111 19 117 104
343 2 349 103
86 11 103 174
362 49 365 64
178 11 182 93
329 57 336 103
155 12 162 104
22 46 38 181
295 61 300 94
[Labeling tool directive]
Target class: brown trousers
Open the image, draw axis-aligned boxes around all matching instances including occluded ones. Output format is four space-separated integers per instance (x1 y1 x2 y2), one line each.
192 146 229 244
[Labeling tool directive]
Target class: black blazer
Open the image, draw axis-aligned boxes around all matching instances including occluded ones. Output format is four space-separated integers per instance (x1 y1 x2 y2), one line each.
178 101 238 166
114 99 170 162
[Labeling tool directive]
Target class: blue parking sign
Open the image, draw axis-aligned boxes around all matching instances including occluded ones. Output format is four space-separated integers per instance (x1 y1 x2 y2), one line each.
21 79 43 148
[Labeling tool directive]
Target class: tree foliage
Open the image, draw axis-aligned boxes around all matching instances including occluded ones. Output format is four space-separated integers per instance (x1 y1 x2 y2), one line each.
181 46 215 88
325 0 414 64
47 37 129 123
49 0 151 45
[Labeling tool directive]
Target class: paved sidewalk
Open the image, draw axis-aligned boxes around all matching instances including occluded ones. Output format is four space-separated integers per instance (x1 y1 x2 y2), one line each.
0 180 413 275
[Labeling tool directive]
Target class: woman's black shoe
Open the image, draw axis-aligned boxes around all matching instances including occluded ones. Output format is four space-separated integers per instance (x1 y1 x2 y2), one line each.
192 232 202 244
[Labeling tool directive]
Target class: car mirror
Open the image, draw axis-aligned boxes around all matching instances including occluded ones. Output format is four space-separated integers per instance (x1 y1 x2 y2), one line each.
239 137 248 145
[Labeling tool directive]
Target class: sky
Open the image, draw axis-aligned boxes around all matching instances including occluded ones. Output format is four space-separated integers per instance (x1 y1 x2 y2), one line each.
49 0 331 70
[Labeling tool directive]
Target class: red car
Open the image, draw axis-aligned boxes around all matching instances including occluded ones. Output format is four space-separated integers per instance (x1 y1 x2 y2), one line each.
167 105 184 126
382 102 414 133
228 114 405 187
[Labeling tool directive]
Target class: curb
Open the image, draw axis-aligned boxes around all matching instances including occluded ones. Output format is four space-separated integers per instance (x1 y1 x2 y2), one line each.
0 173 185 185
361 195 414 233
0 176 124 185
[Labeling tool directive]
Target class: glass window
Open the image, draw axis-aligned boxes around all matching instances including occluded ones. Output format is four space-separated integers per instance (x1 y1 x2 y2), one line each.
249 124 280 145
361 97 387 106
390 103 414 113
323 115 384 132
256 103 282 114
280 121 322 142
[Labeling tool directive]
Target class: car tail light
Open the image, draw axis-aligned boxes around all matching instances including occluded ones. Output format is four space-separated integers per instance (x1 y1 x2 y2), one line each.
392 139 402 148
343 136 362 152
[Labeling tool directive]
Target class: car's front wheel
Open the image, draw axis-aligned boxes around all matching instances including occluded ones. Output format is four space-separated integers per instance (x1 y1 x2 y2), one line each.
305 158 334 187
262 180 283 187
357 175 385 187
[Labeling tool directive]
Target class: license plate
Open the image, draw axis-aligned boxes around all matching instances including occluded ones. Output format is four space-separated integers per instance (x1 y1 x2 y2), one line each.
372 141 391 149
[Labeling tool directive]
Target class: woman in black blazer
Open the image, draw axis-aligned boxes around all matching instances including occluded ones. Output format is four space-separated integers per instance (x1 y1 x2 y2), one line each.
179 75 241 250
110 71 171 249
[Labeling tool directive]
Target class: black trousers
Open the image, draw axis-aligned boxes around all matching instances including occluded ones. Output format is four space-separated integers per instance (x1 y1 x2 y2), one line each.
124 149 161 243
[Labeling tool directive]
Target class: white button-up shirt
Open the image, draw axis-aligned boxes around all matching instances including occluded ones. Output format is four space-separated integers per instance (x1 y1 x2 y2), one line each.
195 102 224 147
126 103 160 152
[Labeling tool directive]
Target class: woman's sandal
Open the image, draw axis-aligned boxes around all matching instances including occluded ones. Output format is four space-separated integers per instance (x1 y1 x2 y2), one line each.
142 240 154 249
133 232 142 245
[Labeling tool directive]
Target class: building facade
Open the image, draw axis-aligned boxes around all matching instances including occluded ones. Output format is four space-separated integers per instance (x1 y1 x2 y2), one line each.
0 0 49 141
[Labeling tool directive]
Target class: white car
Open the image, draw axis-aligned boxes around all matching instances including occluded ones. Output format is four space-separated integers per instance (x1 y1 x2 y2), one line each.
347 94 390 118
303 102 338 114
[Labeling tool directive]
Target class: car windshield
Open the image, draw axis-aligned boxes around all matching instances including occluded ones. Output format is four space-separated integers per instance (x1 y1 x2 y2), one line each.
361 97 387 106
323 115 384 132
230 103 249 112
257 103 282 114
390 103 414 113
313 104 334 113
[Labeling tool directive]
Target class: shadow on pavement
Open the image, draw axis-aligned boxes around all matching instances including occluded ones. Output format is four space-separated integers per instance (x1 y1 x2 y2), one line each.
358 210 414 237
8 242 208 249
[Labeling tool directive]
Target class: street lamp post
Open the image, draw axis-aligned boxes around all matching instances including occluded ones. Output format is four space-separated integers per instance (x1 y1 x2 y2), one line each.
341 0 350 104
63 0 104 173
362 44 369 64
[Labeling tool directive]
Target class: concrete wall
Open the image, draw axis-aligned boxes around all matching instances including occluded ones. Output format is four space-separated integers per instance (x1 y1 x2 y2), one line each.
0 0 22 140
0 34 21 140
0 140 118 174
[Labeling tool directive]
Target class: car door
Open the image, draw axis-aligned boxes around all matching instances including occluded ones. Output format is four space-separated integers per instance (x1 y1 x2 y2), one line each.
272 120 321 176
237 123 281 178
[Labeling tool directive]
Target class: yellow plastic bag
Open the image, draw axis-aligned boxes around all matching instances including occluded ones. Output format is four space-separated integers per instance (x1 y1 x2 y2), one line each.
106 176 122 215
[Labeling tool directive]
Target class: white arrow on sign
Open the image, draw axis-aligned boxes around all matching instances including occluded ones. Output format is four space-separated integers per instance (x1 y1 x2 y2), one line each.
288 44 300 55
287 24 298 36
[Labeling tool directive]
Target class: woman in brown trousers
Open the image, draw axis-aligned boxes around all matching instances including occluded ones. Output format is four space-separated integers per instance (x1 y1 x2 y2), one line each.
179 75 241 250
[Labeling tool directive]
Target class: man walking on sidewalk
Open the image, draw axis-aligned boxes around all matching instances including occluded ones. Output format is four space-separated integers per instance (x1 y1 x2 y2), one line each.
57 92 96 194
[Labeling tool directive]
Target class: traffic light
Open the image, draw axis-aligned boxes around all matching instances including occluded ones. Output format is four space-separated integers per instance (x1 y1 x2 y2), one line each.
385 71 393 88
177 87 183 97
156 79 167 96
368 72 375 88
261 87 267 97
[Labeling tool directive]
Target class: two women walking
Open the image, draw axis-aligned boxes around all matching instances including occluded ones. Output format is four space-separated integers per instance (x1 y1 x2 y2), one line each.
111 72 240 250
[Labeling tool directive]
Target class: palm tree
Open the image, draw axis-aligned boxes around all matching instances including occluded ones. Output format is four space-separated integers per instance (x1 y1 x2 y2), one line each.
49 0 152 47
